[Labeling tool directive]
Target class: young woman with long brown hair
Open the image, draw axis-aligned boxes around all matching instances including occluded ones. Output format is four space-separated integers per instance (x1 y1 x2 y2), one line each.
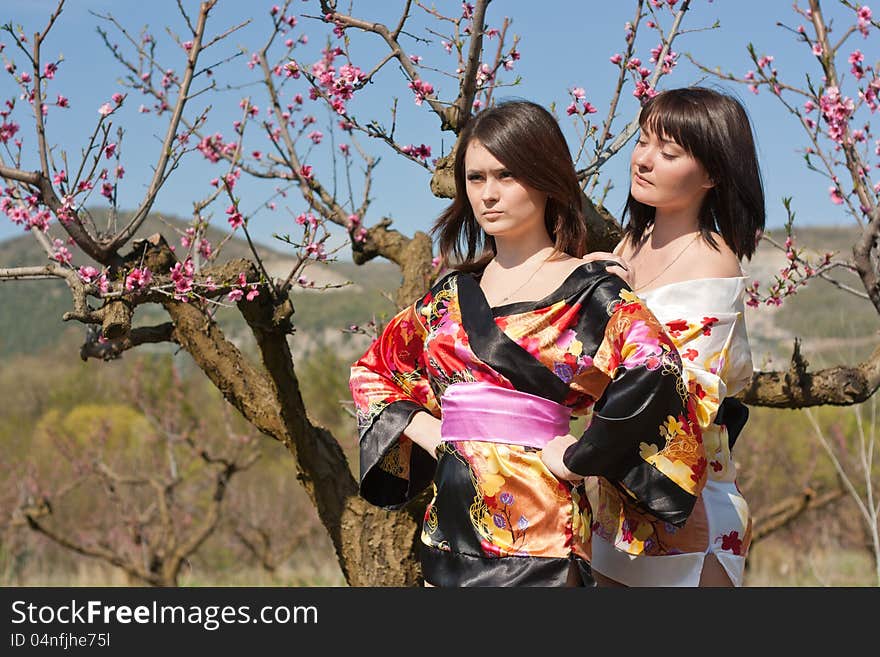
350 99 703 587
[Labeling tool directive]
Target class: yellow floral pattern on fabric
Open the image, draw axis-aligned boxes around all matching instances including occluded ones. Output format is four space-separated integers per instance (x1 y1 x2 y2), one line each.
594 279 754 558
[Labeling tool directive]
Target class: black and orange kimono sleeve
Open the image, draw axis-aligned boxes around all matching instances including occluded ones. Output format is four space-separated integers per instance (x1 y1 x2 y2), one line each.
562 275 705 527
350 294 440 509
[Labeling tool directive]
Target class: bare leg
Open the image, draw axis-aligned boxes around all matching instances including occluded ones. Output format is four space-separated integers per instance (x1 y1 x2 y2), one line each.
698 553 734 587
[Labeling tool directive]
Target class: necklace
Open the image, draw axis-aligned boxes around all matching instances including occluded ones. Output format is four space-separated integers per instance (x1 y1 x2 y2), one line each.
633 232 700 292
492 251 552 305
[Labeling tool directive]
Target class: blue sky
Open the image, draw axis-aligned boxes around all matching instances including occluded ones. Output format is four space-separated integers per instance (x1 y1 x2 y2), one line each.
1 1 871 255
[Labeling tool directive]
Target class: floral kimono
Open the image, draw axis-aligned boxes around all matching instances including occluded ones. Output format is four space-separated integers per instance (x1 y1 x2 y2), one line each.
591 276 754 586
350 261 703 587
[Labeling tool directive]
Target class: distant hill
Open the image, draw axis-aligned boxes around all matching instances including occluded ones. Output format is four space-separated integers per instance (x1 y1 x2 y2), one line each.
0 209 399 359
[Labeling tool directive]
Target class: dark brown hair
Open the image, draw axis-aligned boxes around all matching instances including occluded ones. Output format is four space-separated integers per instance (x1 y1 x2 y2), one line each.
432 100 587 270
624 87 765 259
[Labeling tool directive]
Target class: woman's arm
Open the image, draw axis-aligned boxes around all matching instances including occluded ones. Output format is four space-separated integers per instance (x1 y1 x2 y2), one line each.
404 412 443 459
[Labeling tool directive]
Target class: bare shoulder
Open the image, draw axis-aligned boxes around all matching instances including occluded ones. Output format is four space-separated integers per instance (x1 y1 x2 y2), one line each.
684 233 743 278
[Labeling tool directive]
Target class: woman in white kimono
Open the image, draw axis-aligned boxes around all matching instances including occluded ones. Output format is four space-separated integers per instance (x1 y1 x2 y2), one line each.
588 87 764 587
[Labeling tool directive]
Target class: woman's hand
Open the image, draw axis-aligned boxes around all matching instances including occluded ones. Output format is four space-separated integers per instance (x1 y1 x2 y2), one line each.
404 411 444 460
581 251 634 288
541 434 585 482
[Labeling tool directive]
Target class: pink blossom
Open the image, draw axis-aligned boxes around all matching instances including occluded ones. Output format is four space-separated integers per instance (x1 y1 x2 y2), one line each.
410 55 423 64
829 186 844 204
77 266 100 283
100 182 114 199
305 241 327 260
803 100 816 112
104 143 117 159
849 50 865 79
819 86 855 143
182 40 193 51
348 213 360 227
308 130 324 144
633 80 658 100
300 165 313 180
408 79 434 106
226 204 244 230
20 71 31 83
56 94 69 108
27 210 51 231
566 102 578 116
116 165 125 179
125 267 153 290
0 119 19 143
227 288 244 302
52 170 67 185
98 103 113 116
339 143 350 156
246 288 260 301
583 102 598 114
296 213 318 228
757 54 774 68
812 43 823 56
857 6 872 36
571 87 586 100
43 62 57 79
170 258 195 300
112 92 124 105
51 238 72 265
199 238 213 260
401 143 432 159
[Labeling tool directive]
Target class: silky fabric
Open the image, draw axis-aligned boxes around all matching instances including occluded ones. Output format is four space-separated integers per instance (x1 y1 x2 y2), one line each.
440 381 571 448
591 276 754 587
350 263 701 586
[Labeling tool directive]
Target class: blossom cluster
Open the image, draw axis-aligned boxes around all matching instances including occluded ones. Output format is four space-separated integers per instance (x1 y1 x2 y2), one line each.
745 235 834 308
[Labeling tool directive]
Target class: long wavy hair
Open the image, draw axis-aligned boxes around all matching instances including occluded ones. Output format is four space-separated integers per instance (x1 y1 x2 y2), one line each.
624 86 765 259
432 100 587 271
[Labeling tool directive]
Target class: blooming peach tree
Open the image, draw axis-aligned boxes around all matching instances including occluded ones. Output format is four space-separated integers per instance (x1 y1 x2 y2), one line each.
0 0 877 585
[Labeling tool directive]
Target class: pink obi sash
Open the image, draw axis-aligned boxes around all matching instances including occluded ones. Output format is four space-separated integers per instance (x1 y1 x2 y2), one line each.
439 382 572 449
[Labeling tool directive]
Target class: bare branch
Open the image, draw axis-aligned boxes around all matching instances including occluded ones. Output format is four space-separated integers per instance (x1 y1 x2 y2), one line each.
105 1 218 254
741 339 880 408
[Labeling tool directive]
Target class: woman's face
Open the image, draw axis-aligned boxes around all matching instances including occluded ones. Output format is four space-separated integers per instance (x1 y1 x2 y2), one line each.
630 126 713 214
464 139 548 241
